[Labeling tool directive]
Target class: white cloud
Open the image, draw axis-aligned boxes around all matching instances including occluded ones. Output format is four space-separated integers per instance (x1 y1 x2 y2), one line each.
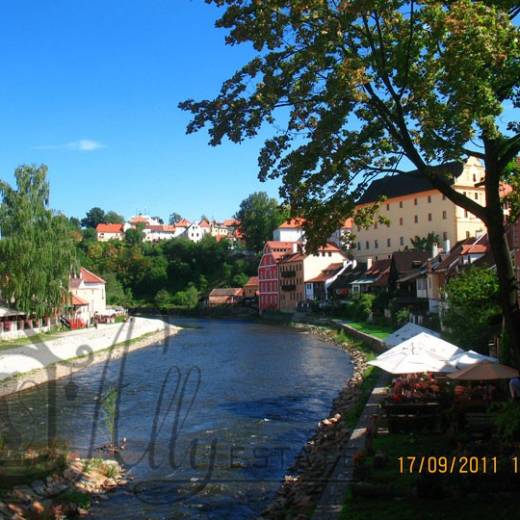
35 139 106 152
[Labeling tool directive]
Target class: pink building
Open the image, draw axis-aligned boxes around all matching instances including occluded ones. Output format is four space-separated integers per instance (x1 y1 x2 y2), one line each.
258 241 295 312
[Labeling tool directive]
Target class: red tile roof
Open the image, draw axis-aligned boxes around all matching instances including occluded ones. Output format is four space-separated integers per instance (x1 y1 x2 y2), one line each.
146 225 176 232
223 218 240 227
278 217 306 229
96 223 124 233
209 288 243 297
264 241 295 253
176 219 191 227
341 218 354 229
199 219 211 228
245 276 259 287
80 267 105 284
71 294 89 306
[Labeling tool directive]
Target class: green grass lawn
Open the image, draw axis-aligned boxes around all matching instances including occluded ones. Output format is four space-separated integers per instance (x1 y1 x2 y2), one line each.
333 330 382 428
341 433 520 519
345 320 393 339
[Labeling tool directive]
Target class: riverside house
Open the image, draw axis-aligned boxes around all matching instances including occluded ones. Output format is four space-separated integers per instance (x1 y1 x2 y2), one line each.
353 156 489 262
69 268 107 324
208 288 243 306
278 243 347 312
258 241 296 312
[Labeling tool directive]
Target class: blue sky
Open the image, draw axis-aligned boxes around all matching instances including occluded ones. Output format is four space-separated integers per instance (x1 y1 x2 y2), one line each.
0 3 516 223
0 0 280 222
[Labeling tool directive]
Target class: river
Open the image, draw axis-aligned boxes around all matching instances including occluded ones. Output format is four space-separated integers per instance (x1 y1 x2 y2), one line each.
1 318 353 519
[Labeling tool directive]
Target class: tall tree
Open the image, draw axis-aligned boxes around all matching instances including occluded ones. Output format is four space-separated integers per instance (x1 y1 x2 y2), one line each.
169 212 182 225
234 192 287 252
180 1 520 365
81 207 105 228
104 211 125 224
0 165 77 317
410 232 441 252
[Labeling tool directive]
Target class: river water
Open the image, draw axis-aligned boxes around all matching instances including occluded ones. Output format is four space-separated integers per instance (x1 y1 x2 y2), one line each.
1 318 352 519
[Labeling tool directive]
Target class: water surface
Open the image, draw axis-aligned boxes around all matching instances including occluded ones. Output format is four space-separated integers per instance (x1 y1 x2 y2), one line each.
1 318 352 519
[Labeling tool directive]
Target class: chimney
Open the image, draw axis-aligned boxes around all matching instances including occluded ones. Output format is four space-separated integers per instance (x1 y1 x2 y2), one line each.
432 243 439 258
367 257 373 269
443 239 451 253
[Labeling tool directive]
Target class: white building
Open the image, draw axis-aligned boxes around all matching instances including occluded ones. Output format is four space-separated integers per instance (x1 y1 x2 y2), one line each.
143 225 178 242
96 223 124 241
273 218 306 242
69 268 106 323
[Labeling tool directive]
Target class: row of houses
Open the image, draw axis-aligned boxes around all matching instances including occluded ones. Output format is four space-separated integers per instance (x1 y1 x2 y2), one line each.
96 215 242 244
257 157 518 316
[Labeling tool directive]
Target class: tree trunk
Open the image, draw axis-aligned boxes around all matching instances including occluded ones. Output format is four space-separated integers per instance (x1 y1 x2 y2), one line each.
486 211 520 368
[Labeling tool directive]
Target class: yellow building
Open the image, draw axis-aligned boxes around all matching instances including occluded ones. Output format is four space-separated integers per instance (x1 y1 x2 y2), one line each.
353 157 487 262
278 243 346 312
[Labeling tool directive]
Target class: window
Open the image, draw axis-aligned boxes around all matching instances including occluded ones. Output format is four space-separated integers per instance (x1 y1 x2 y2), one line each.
464 209 468 218
442 210 447 219
400 236 404 246
443 231 448 240
357 242 361 250
399 217 403 226
428 213 432 222
473 173 476 182
399 201 403 208
414 198 418 206
428 195 432 203
387 238 391 247
466 231 470 239
375 240 379 249
365 241 369 249
443 194 447 200
414 215 418 223
386 203 390 211
474 192 478 200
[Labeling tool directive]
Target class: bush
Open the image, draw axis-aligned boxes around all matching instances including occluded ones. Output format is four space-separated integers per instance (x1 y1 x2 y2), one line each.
494 401 520 441
154 289 172 312
394 307 411 326
171 285 199 309
354 293 376 321
442 267 501 352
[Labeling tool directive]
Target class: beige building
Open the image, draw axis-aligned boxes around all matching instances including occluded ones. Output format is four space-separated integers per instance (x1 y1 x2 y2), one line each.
353 157 487 262
69 268 106 323
279 243 346 312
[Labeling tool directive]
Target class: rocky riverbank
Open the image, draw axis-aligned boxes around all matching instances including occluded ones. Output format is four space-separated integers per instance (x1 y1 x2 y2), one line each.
260 325 373 519
0 455 126 519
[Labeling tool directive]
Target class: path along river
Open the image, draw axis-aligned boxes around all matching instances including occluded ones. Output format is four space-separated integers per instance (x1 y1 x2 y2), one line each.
0 318 353 519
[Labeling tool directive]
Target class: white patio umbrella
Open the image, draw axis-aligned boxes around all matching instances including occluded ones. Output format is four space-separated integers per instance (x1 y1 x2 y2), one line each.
449 350 498 369
369 349 457 374
384 323 441 348
377 332 464 362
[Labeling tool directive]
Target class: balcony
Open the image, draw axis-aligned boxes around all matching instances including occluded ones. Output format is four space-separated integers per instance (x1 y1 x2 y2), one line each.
281 270 296 278
281 283 297 291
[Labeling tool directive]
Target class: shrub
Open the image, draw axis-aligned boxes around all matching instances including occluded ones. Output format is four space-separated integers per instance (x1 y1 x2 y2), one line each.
154 289 172 311
354 293 376 321
171 285 199 309
394 307 411 326
494 401 520 441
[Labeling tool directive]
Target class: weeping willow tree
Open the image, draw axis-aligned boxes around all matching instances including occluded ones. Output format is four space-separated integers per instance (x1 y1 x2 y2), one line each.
0 165 77 318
